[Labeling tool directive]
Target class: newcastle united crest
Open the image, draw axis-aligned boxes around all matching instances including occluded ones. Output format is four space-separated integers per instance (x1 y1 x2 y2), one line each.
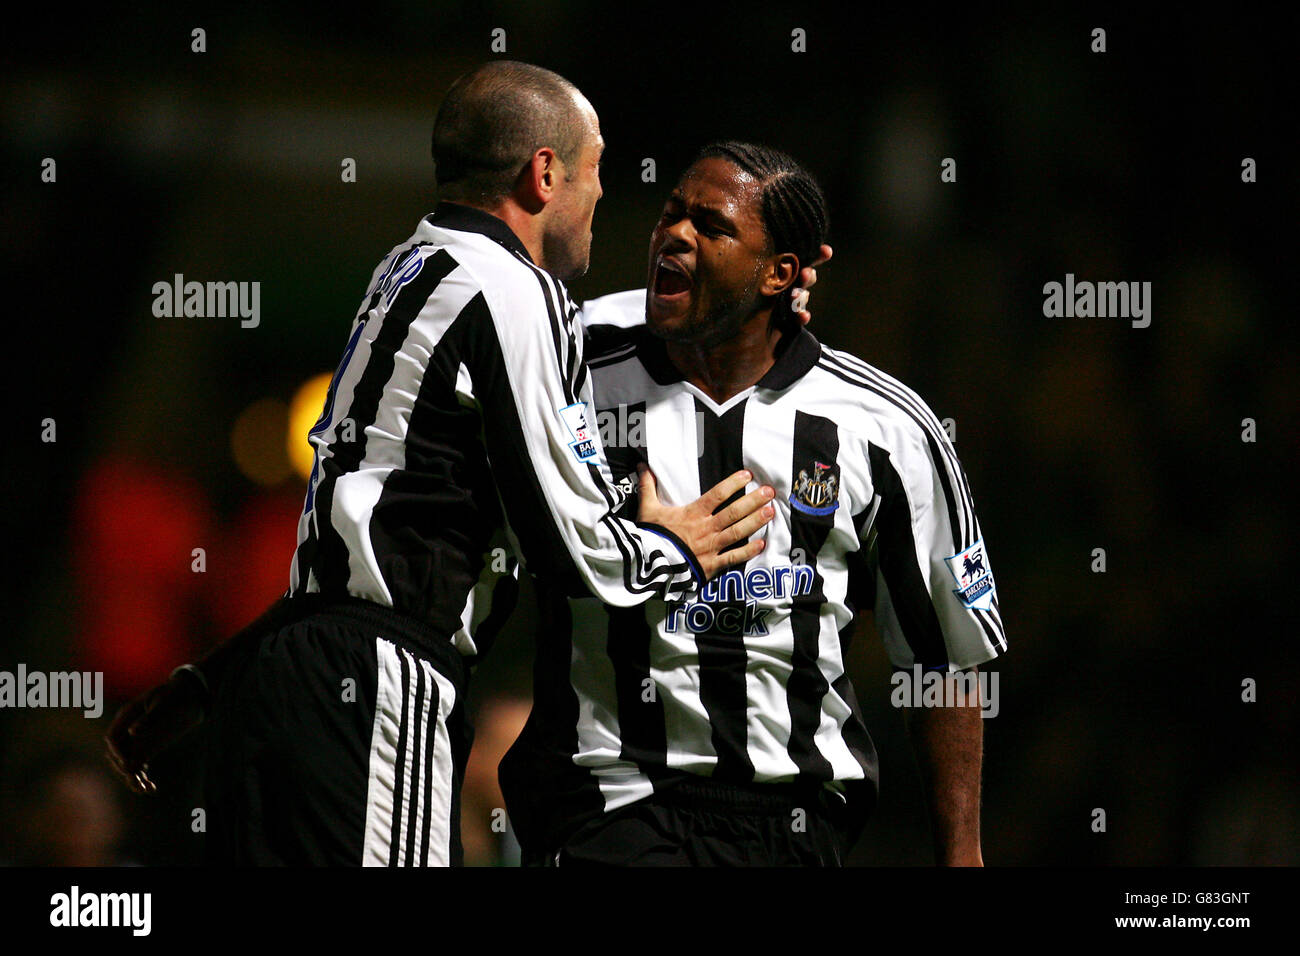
790 461 840 516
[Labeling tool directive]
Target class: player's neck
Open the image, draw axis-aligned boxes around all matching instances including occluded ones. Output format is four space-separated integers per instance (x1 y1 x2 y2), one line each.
469 198 547 268
666 311 783 405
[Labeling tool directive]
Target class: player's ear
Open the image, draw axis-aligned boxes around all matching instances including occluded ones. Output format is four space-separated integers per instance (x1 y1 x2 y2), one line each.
534 148 561 198
513 148 556 213
761 252 799 298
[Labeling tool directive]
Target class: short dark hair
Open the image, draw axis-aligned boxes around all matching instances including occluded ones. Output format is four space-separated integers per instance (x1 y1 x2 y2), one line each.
692 141 829 276
432 61 589 206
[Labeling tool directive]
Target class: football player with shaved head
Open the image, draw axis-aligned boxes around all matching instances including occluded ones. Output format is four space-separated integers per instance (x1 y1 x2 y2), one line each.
106 63 779 866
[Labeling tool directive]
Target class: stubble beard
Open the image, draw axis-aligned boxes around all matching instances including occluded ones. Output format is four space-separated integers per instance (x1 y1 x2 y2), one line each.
543 227 591 282
650 264 765 348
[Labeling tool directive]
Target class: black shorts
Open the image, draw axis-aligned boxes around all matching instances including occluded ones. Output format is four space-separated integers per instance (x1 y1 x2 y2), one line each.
204 596 470 866
537 777 854 867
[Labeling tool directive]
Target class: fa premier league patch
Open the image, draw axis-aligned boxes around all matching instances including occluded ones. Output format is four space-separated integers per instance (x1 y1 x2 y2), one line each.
944 540 995 611
789 461 840 516
558 402 598 463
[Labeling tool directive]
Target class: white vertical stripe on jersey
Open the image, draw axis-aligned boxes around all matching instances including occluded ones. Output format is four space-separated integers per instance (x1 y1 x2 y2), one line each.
642 386 717 774
806 522 868 782
738 397 801 779
567 596 655 811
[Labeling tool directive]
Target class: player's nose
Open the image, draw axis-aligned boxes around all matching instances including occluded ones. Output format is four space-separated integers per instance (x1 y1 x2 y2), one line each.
662 218 695 252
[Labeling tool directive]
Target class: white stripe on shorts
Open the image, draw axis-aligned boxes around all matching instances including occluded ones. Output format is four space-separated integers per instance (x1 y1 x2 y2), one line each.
361 638 458 866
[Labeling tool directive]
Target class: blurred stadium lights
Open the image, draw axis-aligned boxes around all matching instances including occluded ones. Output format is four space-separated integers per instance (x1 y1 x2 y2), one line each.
288 373 331 482
230 397 292 487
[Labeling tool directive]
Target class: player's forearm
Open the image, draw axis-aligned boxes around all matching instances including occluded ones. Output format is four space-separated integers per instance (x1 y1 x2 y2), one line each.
902 669 985 866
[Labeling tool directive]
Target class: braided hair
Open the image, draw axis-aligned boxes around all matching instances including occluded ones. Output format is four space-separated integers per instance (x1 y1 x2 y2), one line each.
692 141 829 328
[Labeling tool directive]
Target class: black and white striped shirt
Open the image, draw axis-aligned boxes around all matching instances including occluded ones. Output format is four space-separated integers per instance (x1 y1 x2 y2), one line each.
501 290 1006 850
288 205 702 660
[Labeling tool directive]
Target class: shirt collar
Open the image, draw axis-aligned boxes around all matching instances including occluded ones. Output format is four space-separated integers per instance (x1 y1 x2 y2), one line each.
636 325 823 393
426 201 533 263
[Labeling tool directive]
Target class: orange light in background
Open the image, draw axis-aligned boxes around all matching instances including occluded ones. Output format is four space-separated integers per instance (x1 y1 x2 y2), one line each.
288 372 332 482
231 398 292 487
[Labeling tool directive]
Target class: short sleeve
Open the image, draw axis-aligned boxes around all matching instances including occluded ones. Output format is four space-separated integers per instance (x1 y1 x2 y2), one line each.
864 428 1007 672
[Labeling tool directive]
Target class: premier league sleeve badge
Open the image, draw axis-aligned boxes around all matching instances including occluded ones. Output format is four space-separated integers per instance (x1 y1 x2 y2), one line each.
944 540 996 611
558 402 599 463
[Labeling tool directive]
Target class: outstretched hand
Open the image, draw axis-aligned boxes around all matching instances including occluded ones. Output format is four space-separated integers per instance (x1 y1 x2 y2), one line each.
637 465 774 580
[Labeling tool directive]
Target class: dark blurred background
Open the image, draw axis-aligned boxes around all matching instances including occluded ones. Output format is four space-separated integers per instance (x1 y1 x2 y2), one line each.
1 3 1294 866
